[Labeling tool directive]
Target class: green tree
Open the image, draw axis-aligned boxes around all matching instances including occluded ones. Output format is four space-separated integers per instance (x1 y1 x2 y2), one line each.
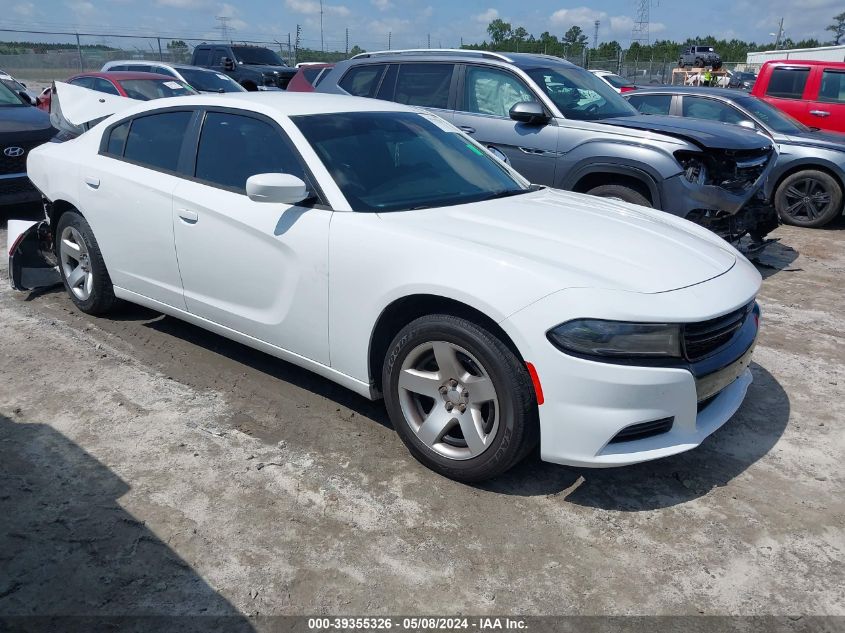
167 39 190 62
827 11 845 45
349 45 366 57
487 18 512 45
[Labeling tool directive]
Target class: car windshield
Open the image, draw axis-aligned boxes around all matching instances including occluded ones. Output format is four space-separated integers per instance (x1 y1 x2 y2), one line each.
525 66 637 120
601 73 634 89
292 111 530 212
0 80 25 106
232 47 286 66
116 78 196 100
735 95 809 134
176 67 243 92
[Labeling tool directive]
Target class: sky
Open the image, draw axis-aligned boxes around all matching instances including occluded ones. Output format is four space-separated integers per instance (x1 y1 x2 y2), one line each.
0 0 842 52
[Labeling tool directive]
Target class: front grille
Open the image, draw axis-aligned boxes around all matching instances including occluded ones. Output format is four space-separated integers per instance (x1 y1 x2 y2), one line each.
714 147 772 194
683 302 753 361
609 417 674 444
0 141 39 175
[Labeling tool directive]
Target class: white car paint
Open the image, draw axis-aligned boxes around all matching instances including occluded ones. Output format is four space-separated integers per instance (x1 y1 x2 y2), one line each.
23 92 761 468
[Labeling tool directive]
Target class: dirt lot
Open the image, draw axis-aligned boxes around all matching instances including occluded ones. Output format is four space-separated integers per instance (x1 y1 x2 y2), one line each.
0 210 843 620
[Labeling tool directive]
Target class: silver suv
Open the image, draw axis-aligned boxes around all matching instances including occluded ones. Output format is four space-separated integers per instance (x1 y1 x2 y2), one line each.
315 50 777 242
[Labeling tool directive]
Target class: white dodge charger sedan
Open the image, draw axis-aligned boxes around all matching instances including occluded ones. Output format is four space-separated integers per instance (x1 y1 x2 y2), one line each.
10 91 761 481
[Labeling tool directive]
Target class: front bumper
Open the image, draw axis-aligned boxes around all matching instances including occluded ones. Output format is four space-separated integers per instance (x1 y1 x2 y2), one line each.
501 260 761 468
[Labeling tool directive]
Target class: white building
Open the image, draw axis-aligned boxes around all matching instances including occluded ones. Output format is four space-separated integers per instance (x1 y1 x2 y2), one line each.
747 44 845 65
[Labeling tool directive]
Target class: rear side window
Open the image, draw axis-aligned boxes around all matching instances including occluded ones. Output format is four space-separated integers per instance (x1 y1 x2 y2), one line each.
302 68 321 85
93 78 120 95
339 64 387 97
123 111 192 172
394 63 454 109
195 112 306 193
766 67 810 99
819 70 845 104
682 96 747 124
105 120 130 156
193 48 212 66
69 77 94 89
628 93 671 115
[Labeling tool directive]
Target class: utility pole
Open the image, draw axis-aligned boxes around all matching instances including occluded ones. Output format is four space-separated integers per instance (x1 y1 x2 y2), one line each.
774 17 784 49
216 16 232 41
157 37 163 61
345 28 349 57
320 0 324 52
75 32 84 72
288 32 292 64
388 31 391 50
295 24 301 65
427 33 431 49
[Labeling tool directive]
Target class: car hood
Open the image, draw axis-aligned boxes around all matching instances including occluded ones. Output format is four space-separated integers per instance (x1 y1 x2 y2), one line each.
241 63 296 76
381 189 736 295
779 129 845 153
0 104 53 134
603 115 771 150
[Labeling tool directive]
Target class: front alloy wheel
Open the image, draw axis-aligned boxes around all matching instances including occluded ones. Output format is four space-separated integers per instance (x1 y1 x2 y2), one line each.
383 314 539 482
775 170 842 228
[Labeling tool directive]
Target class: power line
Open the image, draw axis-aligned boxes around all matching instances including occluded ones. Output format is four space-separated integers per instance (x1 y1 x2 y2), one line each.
215 16 233 41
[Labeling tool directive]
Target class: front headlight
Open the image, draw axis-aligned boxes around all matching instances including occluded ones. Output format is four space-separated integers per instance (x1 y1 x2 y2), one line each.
675 151 709 186
547 320 682 358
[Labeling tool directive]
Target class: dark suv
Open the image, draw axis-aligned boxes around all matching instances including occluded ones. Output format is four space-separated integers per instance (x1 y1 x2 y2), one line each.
314 49 777 243
191 44 296 91
679 46 722 70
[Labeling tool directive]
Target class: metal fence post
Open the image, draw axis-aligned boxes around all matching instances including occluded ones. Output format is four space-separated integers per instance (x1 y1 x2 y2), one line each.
157 37 163 61
75 32 84 72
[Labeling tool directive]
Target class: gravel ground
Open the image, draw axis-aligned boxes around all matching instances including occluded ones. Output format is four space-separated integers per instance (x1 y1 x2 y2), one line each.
0 210 843 621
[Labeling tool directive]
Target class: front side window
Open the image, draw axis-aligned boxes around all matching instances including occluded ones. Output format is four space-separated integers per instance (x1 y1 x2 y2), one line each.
69 77 94 89
682 96 748 124
193 48 212 66
819 70 845 104
210 48 228 67
735 96 807 134
766 67 810 99
178 68 243 92
195 112 305 192
395 63 454 109
123 111 193 172
463 66 535 117
231 46 286 66
628 93 672 115
292 111 529 212
339 64 387 97
525 65 637 120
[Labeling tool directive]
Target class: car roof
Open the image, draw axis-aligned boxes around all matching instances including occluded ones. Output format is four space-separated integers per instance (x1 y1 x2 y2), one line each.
762 59 845 68
629 86 747 99
347 49 576 70
110 91 419 118
106 61 221 74
75 71 178 81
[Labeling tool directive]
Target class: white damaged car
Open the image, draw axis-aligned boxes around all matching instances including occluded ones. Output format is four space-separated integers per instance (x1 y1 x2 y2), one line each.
9 89 761 481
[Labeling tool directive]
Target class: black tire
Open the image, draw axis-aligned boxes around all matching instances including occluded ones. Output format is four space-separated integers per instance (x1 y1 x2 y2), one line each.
55 210 116 315
586 183 652 208
694 57 703 68
382 314 539 482
678 59 685 68
774 170 843 228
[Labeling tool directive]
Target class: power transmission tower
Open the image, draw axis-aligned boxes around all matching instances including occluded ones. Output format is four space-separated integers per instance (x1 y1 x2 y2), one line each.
593 20 600 49
215 16 233 41
631 0 651 46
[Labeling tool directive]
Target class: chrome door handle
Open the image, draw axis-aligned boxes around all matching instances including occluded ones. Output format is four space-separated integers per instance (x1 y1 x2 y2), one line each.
84 176 100 189
177 208 198 223
459 126 476 134
809 110 830 117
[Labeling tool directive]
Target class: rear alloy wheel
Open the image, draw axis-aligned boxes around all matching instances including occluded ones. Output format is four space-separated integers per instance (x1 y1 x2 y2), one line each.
56 210 116 314
775 170 842 228
587 183 652 208
383 315 538 482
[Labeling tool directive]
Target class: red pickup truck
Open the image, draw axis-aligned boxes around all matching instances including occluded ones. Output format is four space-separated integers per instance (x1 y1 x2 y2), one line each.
751 60 845 134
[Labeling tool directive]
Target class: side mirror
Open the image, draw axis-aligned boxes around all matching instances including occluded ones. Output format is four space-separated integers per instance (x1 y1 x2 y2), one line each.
246 173 309 204
737 120 756 130
18 91 33 105
509 101 549 125
222 57 236 71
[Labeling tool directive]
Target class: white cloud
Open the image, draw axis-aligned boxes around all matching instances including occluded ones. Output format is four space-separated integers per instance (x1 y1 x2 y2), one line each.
369 16 411 35
285 0 350 17
65 0 95 14
12 2 35 16
371 0 392 11
474 8 499 24
154 0 209 7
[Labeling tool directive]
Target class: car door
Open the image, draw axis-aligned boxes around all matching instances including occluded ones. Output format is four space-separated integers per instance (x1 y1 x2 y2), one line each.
452 64 558 185
761 65 811 125
807 67 845 133
76 109 195 308
171 109 331 364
